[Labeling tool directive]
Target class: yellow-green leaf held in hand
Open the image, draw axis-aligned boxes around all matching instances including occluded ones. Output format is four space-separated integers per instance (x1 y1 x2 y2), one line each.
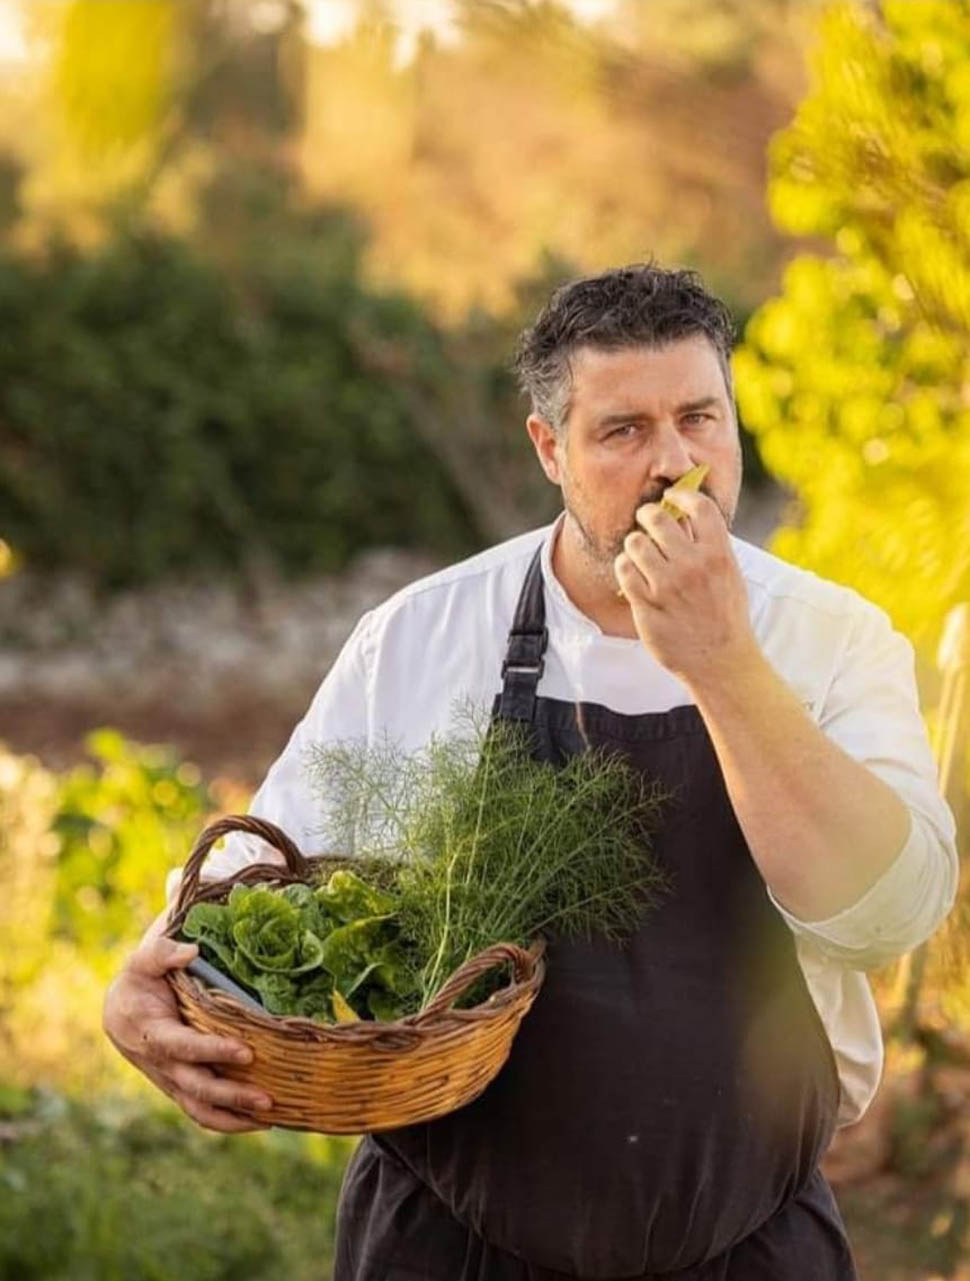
617 463 711 599
658 463 710 521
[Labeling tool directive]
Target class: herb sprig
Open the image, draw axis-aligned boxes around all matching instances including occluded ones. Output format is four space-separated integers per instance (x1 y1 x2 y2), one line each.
307 706 669 1009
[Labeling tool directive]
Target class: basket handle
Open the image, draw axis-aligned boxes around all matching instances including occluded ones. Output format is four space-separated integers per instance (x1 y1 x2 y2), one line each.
410 940 544 1024
172 815 310 920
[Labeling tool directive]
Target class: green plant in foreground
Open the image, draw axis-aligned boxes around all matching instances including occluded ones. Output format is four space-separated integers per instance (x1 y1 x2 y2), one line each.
307 708 670 1009
0 1087 351 1281
181 712 669 1022
53 728 211 965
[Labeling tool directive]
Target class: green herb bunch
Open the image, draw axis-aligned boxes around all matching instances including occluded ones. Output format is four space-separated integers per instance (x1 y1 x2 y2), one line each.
307 709 669 1010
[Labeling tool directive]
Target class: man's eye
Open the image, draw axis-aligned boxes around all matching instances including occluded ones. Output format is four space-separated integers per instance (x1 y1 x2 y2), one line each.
682 413 711 426
607 423 637 438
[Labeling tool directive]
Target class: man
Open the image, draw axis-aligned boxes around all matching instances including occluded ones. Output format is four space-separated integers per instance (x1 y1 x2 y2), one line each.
104 264 957 1279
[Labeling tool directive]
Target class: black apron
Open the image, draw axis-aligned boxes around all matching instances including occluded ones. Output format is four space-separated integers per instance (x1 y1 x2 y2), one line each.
334 548 858 1280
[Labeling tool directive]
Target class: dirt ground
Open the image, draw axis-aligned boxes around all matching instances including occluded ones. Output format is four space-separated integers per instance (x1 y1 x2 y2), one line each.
0 686 308 785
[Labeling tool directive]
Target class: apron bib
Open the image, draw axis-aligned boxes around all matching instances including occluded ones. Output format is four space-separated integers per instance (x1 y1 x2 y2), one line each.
334 548 856 1280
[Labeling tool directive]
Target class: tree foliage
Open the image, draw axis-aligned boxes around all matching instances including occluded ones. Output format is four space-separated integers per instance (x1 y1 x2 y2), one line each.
0 731 216 1092
2 0 812 318
52 0 180 157
0 201 480 586
735 0 970 648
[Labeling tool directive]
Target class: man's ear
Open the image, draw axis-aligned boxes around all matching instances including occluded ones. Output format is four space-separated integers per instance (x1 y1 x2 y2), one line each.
526 414 564 486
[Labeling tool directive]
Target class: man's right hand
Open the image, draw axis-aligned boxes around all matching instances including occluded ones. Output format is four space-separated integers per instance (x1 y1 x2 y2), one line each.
102 919 274 1133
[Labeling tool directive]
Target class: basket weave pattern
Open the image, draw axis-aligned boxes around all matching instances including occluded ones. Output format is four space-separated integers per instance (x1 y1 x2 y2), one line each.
165 815 546 1134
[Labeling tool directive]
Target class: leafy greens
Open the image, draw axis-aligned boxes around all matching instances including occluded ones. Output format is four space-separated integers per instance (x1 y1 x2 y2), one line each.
305 708 670 1012
180 873 417 1022
181 710 669 1023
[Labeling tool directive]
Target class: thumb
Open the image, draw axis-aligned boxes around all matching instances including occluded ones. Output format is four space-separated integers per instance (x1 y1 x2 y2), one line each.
130 935 198 979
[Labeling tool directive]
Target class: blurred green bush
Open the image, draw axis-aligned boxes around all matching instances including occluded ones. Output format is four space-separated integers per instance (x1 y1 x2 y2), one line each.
0 730 354 1280
0 1088 353 1281
0 731 228 1092
0 208 480 587
52 728 212 966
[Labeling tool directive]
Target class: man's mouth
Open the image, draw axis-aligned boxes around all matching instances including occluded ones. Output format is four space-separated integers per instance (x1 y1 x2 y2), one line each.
636 480 714 512
641 482 668 503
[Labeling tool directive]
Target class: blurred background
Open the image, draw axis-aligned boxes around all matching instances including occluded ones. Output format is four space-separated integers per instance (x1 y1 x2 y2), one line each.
2 1 970 1276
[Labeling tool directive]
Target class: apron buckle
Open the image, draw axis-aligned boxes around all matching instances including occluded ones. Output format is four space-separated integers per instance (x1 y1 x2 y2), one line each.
502 627 548 679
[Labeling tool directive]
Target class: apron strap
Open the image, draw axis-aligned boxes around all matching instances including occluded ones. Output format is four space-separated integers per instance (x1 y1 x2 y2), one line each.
496 545 548 723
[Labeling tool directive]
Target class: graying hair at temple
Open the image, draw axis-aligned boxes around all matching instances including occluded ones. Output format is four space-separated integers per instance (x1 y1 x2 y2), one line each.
510 262 738 436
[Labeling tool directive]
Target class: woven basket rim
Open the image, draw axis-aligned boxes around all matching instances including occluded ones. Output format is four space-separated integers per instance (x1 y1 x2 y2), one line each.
165 816 546 1044
168 938 544 1047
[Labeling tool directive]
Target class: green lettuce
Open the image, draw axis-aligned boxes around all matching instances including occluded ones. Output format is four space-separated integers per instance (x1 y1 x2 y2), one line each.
178 870 416 1023
228 886 325 976
315 870 395 923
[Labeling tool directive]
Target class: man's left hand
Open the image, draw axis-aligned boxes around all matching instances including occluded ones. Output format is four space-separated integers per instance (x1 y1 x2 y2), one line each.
614 489 759 686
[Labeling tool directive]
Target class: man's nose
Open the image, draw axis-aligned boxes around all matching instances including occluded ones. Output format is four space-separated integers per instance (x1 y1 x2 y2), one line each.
647 424 695 483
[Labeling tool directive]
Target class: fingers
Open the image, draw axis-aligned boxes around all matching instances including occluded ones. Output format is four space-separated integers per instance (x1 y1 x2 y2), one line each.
661 487 723 534
620 525 667 597
138 1018 256 1066
167 1061 273 1119
104 966 256 1072
128 934 199 980
635 503 694 558
158 1074 272 1134
180 1100 273 1134
106 938 276 1136
614 549 661 608
135 1052 273 1134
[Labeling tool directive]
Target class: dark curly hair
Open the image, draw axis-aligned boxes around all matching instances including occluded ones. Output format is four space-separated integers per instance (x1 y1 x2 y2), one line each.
511 262 737 434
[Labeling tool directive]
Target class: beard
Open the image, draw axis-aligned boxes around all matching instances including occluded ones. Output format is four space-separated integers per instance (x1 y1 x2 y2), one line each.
562 481 735 587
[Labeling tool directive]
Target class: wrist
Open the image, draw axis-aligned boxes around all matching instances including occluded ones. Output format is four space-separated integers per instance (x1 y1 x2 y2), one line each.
677 632 768 703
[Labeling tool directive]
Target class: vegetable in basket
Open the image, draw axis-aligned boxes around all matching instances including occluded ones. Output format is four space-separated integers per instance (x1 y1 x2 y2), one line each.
180 873 417 1022
180 713 669 1023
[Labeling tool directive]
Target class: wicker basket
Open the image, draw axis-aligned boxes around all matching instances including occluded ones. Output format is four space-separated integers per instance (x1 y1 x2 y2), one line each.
165 815 546 1134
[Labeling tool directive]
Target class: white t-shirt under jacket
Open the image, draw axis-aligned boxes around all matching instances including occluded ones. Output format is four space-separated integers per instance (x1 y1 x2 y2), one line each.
178 516 958 1128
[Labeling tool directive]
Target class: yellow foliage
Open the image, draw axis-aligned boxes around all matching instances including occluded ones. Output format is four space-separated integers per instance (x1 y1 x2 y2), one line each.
0 747 121 1093
0 0 817 316
0 539 19 579
53 0 179 156
0 748 58 995
0 0 186 237
737 0 970 651
0 734 232 1094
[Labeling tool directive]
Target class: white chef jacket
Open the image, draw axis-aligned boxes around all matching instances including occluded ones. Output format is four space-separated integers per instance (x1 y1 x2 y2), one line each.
172 515 958 1127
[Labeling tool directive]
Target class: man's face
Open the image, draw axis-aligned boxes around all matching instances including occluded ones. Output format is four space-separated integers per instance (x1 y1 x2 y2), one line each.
527 336 743 588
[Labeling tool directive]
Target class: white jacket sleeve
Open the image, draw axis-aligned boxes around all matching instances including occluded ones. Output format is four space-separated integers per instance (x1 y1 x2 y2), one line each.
767 600 959 970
